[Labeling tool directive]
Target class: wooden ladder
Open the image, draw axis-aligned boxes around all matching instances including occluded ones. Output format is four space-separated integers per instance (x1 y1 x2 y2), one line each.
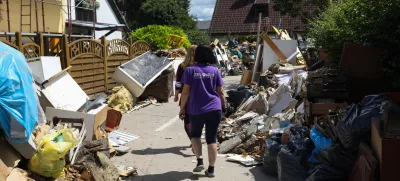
20 0 32 32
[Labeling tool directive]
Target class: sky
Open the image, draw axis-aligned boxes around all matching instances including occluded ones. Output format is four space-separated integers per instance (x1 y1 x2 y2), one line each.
190 0 216 21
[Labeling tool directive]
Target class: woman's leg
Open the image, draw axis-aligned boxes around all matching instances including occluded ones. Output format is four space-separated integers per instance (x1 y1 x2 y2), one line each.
184 114 191 140
204 111 222 177
190 114 205 172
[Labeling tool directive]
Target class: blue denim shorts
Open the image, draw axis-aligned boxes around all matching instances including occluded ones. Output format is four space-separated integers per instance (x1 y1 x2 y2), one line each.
190 110 222 144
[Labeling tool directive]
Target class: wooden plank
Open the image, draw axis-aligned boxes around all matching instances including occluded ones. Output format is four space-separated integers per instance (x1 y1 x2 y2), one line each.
80 80 105 90
107 67 117 72
84 86 106 95
71 69 105 77
108 56 130 60
71 63 105 71
261 33 287 62
71 58 104 65
108 79 117 84
75 74 105 84
107 61 125 66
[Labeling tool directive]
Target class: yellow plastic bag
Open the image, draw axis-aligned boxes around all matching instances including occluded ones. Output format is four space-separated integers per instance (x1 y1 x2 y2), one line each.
28 129 77 178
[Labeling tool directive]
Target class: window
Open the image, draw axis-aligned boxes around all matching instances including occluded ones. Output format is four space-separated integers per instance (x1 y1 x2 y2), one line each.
75 0 96 22
254 4 268 18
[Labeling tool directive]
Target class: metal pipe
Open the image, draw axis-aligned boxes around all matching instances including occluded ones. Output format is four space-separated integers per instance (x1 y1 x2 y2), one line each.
41 0 45 32
252 13 263 83
0 32 93 38
67 0 72 41
92 0 96 38
20 0 23 32
35 0 39 32
6 0 11 41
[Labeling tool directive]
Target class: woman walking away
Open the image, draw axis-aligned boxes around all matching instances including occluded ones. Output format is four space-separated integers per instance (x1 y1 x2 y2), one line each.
175 45 197 142
179 45 226 177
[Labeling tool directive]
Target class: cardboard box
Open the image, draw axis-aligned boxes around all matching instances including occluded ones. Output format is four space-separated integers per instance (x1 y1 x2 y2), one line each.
46 104 110 141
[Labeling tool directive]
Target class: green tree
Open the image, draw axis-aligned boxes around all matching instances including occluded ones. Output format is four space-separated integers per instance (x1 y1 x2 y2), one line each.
135 0 196 31
186 30 211 45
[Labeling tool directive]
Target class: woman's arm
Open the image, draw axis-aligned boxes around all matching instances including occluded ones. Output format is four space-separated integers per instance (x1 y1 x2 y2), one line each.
174 65 184 101
217 86 226 109
179 84 191 119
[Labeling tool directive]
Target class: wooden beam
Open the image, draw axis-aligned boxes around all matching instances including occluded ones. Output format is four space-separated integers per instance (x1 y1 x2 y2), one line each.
261 33 287 62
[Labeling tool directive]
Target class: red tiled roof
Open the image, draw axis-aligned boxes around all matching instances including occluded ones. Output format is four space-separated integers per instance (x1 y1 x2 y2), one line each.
210 0 316 34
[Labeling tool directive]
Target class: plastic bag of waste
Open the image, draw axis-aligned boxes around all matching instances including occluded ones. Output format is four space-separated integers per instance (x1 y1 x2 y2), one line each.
0 42 38 143
309 126 333 163
336 95 392 150
316 144 357 172
287 125 310 151
262 137 283 175
227 89 254 108
306 164 347 181
28 129 77 178
277 146 309 181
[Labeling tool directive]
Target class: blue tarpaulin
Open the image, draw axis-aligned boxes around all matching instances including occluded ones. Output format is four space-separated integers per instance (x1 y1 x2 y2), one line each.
0 42 38 143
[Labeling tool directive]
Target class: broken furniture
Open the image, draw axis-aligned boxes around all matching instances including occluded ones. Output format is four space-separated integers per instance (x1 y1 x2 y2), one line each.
139 67 175 102
46 104 110 141
339 43 386 103
371 118 400 181
348 142 378 181
304 99 348 126
39 67 89 112
112 51 174 97
261 33 298 72
306 68 348 100
27 56 62 82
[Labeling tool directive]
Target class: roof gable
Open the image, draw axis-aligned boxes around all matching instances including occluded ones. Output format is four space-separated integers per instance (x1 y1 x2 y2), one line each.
210 0 316 34
196 20 211 30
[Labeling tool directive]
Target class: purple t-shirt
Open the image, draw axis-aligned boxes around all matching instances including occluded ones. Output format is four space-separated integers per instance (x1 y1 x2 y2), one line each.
181 63 223 115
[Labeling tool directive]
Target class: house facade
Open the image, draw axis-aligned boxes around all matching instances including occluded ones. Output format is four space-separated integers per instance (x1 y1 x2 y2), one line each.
0 0 66 33
210 0 316 41
67 0 128 40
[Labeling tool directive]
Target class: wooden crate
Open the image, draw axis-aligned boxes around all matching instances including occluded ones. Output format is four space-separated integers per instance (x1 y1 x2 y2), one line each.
304 99 348 126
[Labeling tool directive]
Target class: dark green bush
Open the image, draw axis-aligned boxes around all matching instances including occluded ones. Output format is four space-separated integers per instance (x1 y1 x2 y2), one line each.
132 25 191 50
308 0 400 88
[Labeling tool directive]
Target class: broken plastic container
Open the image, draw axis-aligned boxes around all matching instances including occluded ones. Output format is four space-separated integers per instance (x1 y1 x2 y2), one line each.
113 52 174 97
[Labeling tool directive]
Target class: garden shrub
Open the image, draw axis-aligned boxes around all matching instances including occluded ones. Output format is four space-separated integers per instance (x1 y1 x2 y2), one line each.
132 25 190 50
308 0 400 89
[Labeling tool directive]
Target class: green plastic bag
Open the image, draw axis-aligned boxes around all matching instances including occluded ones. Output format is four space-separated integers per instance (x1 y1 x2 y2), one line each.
28 129 77 178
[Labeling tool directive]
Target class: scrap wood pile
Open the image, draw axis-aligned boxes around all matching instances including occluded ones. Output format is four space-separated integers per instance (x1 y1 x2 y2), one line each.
0 42 140 181
220 28 400 181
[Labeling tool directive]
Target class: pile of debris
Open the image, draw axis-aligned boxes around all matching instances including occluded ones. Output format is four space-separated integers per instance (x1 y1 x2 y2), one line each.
219 69 307 165
0 42 143 181
224 27 400 181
